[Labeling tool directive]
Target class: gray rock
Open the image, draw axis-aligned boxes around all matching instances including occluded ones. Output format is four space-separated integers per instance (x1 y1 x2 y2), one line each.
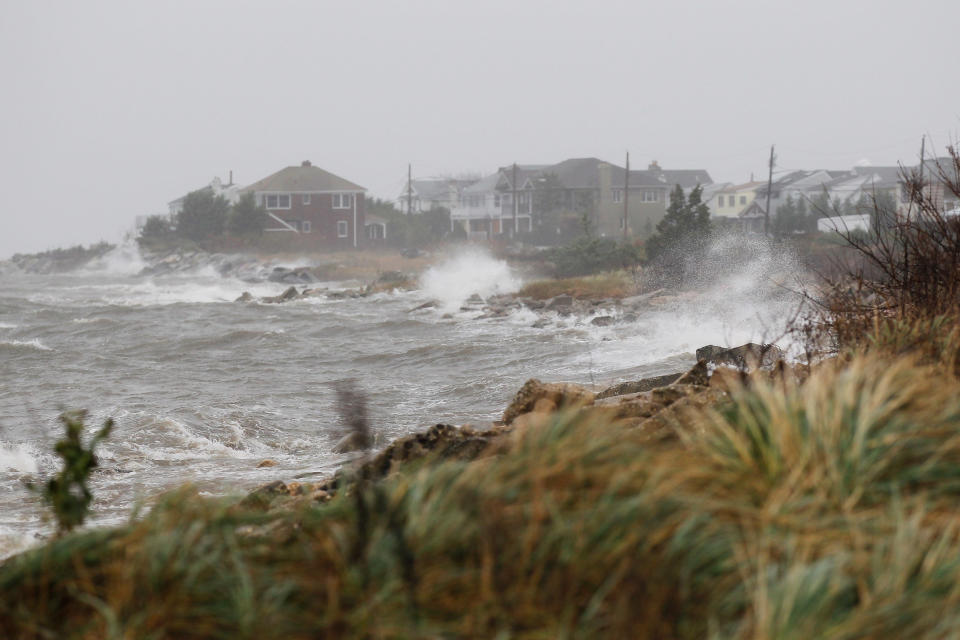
591 315 615 327
262 286 300 304
596 372 684 399
696 343 784 369
546 294 574 311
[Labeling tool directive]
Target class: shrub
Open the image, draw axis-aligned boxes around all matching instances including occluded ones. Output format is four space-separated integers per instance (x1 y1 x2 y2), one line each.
28 410 113 535
545 236 643 278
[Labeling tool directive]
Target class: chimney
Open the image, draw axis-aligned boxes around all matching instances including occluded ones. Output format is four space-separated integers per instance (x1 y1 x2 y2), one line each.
302 160 312 167
648 160 661 171
228 170 233 186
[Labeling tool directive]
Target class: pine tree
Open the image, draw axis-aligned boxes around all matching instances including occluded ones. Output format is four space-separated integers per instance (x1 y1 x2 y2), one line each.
645 184 711 262
228 192 267 236
175 189 229 241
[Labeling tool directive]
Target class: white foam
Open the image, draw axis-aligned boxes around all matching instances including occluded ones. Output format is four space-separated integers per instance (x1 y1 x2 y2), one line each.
0 338 52 352
0 322 17 329
0 443 39 473
420 249 521 313
83 240 147 275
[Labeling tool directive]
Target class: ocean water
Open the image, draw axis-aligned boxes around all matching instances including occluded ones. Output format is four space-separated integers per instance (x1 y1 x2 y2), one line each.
0 241 801 558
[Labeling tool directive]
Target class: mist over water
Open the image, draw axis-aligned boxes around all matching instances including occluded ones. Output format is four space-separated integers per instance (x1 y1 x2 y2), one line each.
0 240 801 557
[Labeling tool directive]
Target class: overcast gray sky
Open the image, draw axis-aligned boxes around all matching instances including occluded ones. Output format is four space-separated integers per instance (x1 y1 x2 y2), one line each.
1 0 957 258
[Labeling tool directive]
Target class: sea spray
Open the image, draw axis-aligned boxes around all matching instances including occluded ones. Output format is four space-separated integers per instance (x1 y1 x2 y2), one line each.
420 249 521 313
84 239 147 275
574 233 805 376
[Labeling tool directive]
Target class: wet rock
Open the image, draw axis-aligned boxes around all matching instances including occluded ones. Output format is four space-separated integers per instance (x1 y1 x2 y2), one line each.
546 294 574 312
502 379 595 425
256 459 278 468
235 291 254 303
332 431 371 454
531 318 551 329
696 343 784 369
674 360 710 387
262 286 300 303
596 372 684 399
363 424 499 479
591 315 615 327
409 301 437 312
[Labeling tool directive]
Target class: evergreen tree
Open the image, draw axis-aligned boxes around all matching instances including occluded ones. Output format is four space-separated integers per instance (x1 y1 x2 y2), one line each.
228 192 266 236
175 189 229 241
645 184 711 262
774 195 798 234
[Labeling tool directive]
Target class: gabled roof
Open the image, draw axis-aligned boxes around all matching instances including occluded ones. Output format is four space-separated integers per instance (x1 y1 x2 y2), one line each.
661 169 713 188
541 158 616 189
496 164 551 190
242 161 365 193
739 200 766 218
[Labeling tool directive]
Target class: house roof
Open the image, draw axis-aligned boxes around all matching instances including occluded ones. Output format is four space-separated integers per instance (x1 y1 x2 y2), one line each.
404 178 474 201
739 200 767 218
661 169 713 188
462 172 501 194
242 161 365 193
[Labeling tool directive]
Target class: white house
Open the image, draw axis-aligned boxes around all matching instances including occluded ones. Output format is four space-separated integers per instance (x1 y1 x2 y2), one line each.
168 175 242 216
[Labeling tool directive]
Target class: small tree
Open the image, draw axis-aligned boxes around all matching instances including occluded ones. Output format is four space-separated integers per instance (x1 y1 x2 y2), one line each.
175 189 229 242
229 192 266 236
138 214 173 241
29 410 113 536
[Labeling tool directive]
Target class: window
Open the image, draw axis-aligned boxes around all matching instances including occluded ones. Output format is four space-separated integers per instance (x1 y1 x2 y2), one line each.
332 193 352 209
303 194 311 205
612 189 622 203
739 195 747 205
302 220 312 233
493 194 501 207
265 194 291 209
718 196 725 207
642 190 659 203
337 220 348 238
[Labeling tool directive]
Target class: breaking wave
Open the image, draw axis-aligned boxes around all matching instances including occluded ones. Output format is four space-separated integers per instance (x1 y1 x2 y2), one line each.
420 249 521 312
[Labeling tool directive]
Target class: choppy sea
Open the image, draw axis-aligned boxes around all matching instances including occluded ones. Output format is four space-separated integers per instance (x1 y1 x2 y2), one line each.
0 241 800 557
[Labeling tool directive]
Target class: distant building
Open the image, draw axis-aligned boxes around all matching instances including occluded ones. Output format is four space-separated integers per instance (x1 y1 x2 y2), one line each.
396 178 476 214
817 214 871 234
450 157 712 240
168 175 242 216
241 161 366 248
710 181 765 219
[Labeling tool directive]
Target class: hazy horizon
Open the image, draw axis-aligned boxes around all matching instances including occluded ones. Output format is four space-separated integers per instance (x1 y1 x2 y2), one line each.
1 0 957 258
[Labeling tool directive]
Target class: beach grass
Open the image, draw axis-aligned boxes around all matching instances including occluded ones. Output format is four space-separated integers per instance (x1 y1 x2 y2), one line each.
5 353 960 638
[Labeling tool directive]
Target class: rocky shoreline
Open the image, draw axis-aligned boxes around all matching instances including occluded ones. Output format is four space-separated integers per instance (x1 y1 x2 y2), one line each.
247 341 784 509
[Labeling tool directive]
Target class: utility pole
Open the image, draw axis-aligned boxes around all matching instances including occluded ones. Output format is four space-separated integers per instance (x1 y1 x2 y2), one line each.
512 162 518 239
623 151 630 238
407 163 413 216
764 145 775 235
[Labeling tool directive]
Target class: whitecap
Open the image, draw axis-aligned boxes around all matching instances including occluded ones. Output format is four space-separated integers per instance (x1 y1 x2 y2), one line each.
0 338 52 352
0 443 40 473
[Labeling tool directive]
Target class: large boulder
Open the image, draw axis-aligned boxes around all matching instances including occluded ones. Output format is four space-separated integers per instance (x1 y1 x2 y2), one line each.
502 379 595 425
262 286 300 304
696 343 784 369
596 372 683 399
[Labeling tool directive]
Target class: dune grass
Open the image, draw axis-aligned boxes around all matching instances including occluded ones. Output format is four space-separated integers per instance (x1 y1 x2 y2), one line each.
517 270 639 300
5 355 960 638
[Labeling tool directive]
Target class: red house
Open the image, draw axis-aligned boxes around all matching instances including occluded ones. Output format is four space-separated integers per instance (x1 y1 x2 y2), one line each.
242 160 366 248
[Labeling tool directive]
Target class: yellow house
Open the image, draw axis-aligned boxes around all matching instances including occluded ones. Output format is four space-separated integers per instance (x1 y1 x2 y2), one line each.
710 181 765 218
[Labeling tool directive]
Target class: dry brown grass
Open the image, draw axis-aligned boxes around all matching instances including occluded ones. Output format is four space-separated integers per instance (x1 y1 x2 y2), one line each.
517 270 639 300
